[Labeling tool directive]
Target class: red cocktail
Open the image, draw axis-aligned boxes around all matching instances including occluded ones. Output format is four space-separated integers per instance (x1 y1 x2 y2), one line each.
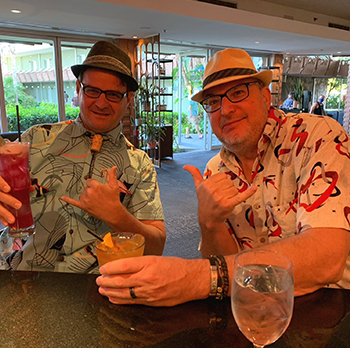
0 142 35 238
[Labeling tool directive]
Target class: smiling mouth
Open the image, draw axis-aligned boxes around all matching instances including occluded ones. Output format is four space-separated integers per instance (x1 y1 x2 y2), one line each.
222 118 245 130
92 110 109 116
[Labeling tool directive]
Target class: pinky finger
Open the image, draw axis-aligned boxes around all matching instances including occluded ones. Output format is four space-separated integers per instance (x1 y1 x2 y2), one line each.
230 185 257 205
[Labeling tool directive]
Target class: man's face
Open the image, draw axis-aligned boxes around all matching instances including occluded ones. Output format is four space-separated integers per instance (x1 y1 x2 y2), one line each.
204 78 271 153
77 68 133 133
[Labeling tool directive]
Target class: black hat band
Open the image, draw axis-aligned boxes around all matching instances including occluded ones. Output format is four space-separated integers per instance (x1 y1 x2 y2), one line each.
203 68 258 88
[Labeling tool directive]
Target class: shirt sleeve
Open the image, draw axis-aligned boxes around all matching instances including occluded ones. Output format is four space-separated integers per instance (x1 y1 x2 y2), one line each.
124 152 164 221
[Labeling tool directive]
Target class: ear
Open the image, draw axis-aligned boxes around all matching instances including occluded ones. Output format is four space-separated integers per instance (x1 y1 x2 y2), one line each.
76 79 81 93
261 86 271 107
127 91 135 104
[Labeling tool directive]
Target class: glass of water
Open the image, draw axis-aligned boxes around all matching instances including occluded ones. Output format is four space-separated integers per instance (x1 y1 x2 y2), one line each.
231 250 294 348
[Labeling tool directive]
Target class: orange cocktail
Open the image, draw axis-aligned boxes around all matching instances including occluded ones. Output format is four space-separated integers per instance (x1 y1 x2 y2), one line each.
95 232 145 266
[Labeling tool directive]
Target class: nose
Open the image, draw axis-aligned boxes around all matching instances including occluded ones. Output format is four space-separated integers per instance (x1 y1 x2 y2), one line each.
220 95 237 116
94 92 109 108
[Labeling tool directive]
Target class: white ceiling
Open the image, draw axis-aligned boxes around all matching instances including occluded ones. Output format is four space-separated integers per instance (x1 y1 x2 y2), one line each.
0 0 350 56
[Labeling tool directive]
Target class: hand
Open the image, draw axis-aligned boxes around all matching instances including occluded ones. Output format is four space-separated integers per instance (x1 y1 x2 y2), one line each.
0 176 22 227
61 166 122 221
96 256 209 307
183 165 257 225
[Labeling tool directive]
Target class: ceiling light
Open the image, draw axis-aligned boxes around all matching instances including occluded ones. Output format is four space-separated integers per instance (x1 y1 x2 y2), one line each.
10 9 21 14
132 35 138 39
255 41 259 44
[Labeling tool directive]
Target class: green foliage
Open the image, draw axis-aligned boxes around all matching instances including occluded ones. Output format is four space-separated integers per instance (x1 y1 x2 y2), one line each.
160 111 204 136
4 77 37 108
5 102 80 132
327 78 347 110
327 95 345 109
143 116 166 143
294 79 304 103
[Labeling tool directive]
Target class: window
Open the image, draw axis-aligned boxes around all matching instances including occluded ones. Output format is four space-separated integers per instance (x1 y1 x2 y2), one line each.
0 31 98 133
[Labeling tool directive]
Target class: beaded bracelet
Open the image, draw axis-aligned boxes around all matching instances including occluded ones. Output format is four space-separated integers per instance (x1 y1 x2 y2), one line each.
215 254 229 298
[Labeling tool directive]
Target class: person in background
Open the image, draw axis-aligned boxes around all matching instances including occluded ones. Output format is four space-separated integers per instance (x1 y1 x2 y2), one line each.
95 48 350 307
0 40 166 273
185 88 203 139
71 91 79 107
310 95 327 116
64 90 69 103
282 91 294 109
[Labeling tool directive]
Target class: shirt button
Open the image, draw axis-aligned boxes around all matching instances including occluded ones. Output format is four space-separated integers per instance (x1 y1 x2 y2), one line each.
254 204 260 209
260 237 266 243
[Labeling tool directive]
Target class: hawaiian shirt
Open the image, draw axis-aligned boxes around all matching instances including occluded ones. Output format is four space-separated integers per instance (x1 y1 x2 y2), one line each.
205 107 350 289
0 117 164 273
282 97 294 108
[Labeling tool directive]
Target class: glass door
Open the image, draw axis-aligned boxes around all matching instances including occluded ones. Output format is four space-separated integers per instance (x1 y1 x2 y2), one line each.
177 50 207 151
176 49 223 151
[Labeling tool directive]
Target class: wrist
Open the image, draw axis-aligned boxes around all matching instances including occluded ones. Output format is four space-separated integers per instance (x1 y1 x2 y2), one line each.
207 255 229 300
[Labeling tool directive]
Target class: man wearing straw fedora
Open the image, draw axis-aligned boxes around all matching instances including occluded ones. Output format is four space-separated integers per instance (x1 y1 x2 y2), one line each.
96 48 350 306
0 41 165 272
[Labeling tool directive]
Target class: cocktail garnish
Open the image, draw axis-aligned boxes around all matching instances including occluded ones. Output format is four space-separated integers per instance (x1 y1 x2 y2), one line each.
0 136 6 147
103 232 114 248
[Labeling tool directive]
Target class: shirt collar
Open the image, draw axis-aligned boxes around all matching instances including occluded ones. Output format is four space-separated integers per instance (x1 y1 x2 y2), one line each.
70 116 123 145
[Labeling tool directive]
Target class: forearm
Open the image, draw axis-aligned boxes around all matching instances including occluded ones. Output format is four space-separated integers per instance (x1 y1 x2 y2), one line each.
106 206 166 255
199 219 240 258
224 228 350 297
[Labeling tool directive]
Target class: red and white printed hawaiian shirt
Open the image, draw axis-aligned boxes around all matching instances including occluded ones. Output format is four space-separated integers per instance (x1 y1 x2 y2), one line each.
205 107 350 288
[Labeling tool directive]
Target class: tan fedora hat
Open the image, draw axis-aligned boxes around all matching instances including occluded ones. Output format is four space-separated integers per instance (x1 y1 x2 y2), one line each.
192 48 272 102
71 40 138 92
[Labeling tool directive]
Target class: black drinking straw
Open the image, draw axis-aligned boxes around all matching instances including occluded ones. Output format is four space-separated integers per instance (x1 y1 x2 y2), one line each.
16 104 21 142
87 229 104 242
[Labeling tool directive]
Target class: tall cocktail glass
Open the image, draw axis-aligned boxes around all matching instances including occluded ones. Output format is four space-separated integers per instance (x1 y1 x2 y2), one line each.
231 250 294 348
94 232 145 266
0 142 35 238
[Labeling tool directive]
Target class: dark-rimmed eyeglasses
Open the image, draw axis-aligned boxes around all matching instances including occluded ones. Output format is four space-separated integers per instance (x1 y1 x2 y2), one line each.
80 83 128 103
200 81 261 113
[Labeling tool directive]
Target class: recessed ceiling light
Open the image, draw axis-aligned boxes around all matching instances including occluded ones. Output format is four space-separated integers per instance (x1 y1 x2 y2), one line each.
337 51 342 54
132 35 138 39
255 41 259 44
10 9 21 14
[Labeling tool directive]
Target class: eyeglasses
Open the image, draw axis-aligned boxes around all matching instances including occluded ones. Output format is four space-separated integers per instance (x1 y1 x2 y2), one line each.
80 82 128 102
200 81 261 113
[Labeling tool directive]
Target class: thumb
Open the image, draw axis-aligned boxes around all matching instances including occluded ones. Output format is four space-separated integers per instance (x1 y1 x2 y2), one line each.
183 165 204 188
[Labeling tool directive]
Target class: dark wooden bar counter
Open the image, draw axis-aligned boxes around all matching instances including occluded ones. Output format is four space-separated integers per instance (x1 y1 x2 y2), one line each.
0 270 349 348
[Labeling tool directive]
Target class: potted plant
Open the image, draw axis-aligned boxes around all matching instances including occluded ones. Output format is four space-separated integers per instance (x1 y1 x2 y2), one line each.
293 79 304 109
136 82 157 111
144 116 165 149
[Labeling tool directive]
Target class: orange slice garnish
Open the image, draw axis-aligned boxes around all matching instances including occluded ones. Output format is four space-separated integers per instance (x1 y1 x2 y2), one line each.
103 232 114 248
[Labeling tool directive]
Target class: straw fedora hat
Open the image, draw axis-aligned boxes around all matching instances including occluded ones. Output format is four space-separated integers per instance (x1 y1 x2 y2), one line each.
192 48 272 102
71 40 138 92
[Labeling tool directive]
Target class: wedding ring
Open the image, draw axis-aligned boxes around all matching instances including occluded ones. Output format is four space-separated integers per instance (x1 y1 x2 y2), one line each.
129 286 137 299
